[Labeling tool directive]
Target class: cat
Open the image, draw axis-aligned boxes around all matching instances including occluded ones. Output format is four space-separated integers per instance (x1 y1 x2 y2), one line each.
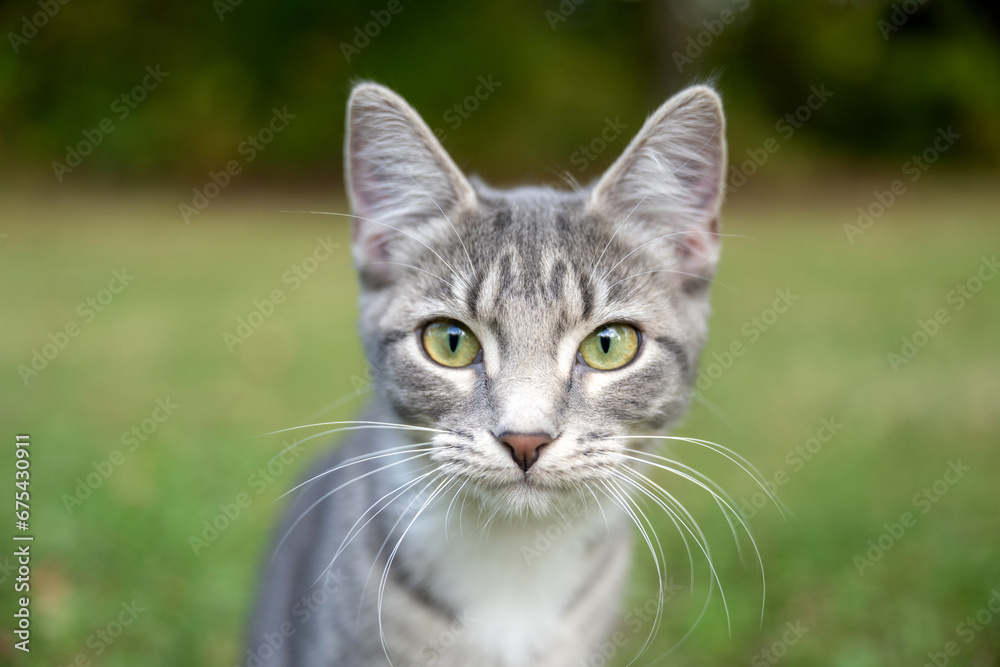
248 80 730 667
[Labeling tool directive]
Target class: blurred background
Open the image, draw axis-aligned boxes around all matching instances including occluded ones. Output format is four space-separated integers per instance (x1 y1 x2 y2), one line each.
1 0 998 665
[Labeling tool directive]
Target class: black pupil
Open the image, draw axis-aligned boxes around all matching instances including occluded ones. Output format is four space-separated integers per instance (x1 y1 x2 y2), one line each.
600 331 612 354
448 328 461 353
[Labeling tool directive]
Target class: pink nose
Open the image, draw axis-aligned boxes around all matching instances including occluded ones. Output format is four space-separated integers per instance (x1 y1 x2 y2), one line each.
499 433 552 472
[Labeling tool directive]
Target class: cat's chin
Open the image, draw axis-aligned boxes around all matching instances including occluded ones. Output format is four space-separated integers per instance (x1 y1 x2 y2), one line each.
470 475 590 520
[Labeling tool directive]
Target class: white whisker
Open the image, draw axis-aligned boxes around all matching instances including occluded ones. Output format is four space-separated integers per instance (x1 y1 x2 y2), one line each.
362 261 459 290
611 469 732 637
314 465 439 586
276 447 434 502
600 479 665 665
405 173 476 277
259 420 446 438
269 450 434 565
378 476 454 665
280 210 473 293
357 471 446 626
609 435 793 520
443 477 470 543
621 448 750 564
619 457 765 623
607 268 735 293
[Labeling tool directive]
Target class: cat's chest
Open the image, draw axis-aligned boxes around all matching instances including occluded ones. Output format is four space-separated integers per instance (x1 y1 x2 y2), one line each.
395 499 630 664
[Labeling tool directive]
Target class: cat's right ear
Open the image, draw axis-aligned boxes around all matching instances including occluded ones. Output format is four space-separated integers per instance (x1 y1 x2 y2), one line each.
589 86 726 292
345 83 475 286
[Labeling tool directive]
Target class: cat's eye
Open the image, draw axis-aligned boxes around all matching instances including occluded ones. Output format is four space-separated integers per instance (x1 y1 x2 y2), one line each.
422 320 482 367
578 323 640 370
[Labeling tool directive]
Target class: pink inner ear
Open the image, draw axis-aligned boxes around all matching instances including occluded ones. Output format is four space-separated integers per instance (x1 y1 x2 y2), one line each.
359 228 391 266
349 146 379 220
677 218 719 278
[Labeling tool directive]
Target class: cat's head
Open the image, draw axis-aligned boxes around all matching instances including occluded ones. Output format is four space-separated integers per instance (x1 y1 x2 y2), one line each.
345 82 726 515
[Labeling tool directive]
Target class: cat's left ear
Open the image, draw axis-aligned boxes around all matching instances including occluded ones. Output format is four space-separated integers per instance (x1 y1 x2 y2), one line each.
345 82 476 286
589 86 726 287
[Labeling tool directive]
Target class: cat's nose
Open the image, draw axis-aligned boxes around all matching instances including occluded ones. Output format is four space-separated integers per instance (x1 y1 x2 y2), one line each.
498 433 552 472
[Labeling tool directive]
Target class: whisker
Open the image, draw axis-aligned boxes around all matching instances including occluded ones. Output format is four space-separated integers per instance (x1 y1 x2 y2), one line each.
268 450 434 565
621 448 749 563
689 392 741 436
644 567 717 665
619 458 765 624
313 465 439 587
259 420 446 438
605 472 719 665
586 486 612 541
602 230 755 283
611 469 732 637
405 173 476 277
305 388 374 420
357 471 446 627
616 467 698 593
362 261 459 290
590 127 721 282
607 268 736 294
259 420 444 463
609 435 793 520
600 479 666 664
599 231 688 282
591 194 649 283
280 210 473 293
377 476 454 665
443 477 470 543
276 447 435 501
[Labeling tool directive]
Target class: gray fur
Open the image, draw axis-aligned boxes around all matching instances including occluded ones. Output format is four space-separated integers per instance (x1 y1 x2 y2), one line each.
248 82 726 666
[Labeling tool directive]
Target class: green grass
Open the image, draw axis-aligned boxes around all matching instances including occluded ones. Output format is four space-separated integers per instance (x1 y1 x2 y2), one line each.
1 178 998 666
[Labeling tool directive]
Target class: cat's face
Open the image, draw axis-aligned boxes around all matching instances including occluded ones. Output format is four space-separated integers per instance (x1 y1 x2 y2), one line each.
345 83 725 515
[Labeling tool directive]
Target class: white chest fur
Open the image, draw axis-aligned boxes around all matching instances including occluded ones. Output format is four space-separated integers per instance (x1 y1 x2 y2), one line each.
390 491 631 666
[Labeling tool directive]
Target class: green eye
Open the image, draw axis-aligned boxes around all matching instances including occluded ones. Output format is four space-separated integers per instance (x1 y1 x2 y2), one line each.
422 320 481 367
579 324 640 370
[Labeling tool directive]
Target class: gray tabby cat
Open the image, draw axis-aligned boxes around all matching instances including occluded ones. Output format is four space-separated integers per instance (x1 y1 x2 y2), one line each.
248 81 727 666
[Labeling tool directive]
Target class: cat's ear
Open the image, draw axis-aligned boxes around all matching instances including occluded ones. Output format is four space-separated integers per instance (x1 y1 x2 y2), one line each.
345 82 475 284
589 85 726 288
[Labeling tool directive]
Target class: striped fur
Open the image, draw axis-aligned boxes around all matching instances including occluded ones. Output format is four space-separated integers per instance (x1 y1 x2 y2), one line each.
249 82 726 666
